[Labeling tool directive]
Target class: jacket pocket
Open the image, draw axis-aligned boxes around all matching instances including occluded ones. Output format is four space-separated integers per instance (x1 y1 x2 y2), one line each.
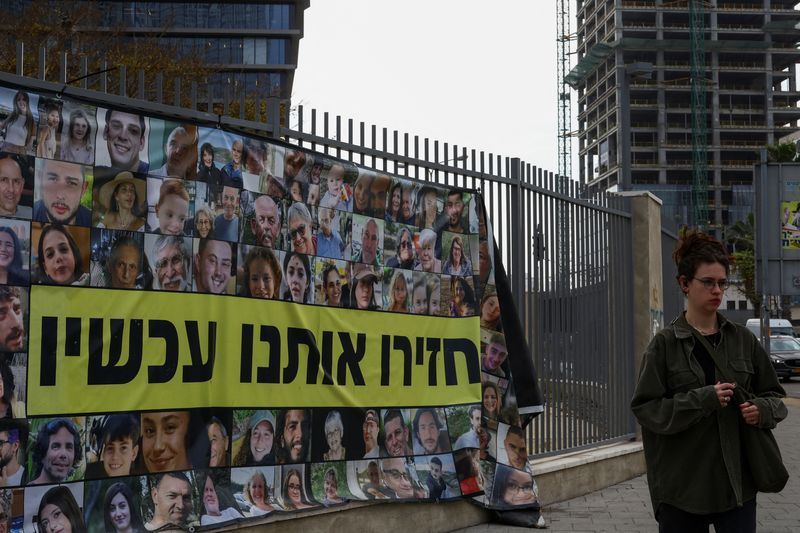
667 369 700 392
729 359 754 390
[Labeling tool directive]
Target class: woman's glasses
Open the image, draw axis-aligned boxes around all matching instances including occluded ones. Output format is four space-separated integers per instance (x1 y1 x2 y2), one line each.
692 277 730 291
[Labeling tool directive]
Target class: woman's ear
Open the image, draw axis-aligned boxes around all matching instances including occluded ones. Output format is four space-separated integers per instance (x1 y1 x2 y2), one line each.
678 276 688 292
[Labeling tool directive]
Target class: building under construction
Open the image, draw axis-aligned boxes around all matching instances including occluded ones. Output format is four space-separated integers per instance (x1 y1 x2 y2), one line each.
568 0 800 232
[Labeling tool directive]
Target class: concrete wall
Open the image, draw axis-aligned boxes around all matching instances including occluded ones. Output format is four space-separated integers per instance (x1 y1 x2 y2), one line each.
533 443 645 506
215 500 490 532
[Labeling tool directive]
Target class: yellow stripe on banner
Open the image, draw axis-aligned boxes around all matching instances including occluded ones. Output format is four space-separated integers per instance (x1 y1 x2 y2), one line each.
28 286 481 415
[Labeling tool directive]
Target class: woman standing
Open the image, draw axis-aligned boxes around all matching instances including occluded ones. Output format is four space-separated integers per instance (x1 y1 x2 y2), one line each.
0 91 35 154
631 229 787 532
197 143 222 208
60 108 94 164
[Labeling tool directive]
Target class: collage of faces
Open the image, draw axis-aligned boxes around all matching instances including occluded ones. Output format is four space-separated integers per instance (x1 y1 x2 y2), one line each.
0 405 537 530
0 84 536 530
0 86 497 315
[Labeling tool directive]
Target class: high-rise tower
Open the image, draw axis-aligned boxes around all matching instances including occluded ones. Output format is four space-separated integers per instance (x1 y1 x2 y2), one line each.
568 0 800 233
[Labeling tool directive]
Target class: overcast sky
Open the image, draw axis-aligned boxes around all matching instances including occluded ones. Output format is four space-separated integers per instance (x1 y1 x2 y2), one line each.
292 1 565 173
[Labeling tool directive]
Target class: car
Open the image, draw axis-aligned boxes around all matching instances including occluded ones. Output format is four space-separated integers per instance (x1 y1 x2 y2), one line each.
767 335 800 382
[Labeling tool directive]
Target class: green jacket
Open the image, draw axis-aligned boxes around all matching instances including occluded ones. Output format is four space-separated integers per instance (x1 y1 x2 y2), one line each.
631 312 787 515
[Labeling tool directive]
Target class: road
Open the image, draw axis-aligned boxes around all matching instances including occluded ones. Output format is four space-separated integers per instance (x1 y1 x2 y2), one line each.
780 376 800 399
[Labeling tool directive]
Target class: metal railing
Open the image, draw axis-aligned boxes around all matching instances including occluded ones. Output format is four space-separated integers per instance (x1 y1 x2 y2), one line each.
2 45 638 458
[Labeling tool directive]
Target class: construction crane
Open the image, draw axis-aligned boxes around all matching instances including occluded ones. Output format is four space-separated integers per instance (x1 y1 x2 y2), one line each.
556 0 575 284
690 0 709 230
556 0 573 182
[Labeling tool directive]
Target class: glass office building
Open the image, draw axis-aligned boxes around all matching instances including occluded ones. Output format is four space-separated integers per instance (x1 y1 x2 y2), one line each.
4 1 309 102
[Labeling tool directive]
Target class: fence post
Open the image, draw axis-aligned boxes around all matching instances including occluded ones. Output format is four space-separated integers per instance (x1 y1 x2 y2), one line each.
509 157 523 309
616 190 664 439
266 97 281 139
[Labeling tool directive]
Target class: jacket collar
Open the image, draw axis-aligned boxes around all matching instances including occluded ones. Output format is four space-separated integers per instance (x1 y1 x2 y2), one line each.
671 311 732 339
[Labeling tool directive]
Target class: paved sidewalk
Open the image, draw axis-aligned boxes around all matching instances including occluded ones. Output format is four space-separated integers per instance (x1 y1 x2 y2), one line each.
453 399 800 532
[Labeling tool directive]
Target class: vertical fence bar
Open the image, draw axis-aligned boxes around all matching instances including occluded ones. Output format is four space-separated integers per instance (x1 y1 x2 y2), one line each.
155 72 163 104
138 70 146 100
80 56 88 90
16 42 24 77
118 65 126 97
99 59 108 94
38 47 46 80
58 52 67 84
190 81 198 112
509 158 522 309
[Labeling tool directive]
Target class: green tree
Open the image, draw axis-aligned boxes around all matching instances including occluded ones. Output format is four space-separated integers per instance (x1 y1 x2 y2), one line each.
0 2 212 104
0 1 289 124
766 142 798 163
725 213 760 314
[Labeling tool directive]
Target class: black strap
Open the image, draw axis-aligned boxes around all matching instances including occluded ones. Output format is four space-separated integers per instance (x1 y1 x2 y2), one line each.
690 329 752 405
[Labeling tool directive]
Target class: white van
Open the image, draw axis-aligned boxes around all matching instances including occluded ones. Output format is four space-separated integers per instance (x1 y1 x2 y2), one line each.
745 318 795 338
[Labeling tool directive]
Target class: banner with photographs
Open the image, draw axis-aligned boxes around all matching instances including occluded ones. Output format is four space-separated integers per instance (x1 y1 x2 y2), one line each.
0 82 543 531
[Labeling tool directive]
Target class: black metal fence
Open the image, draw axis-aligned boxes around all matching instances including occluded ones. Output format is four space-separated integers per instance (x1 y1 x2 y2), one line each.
3 47 639 457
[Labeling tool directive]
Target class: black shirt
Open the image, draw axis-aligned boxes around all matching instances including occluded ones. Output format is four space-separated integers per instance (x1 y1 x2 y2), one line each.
693 332 722 386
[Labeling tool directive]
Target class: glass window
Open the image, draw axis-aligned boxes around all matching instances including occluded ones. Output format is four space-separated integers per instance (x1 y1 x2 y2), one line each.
772 338 800 351
90 3 296 29
256 39 267 64
267 40 286 64
243 38 255 65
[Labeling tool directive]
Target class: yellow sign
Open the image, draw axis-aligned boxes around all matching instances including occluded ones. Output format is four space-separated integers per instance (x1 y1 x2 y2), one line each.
28 286 481 415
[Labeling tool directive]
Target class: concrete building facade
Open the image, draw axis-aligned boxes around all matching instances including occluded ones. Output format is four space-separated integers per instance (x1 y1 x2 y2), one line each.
570 0 800 234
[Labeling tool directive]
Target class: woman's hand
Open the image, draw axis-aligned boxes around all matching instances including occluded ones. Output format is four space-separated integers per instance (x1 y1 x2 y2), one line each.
714 381 736 407
739 401 761 426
